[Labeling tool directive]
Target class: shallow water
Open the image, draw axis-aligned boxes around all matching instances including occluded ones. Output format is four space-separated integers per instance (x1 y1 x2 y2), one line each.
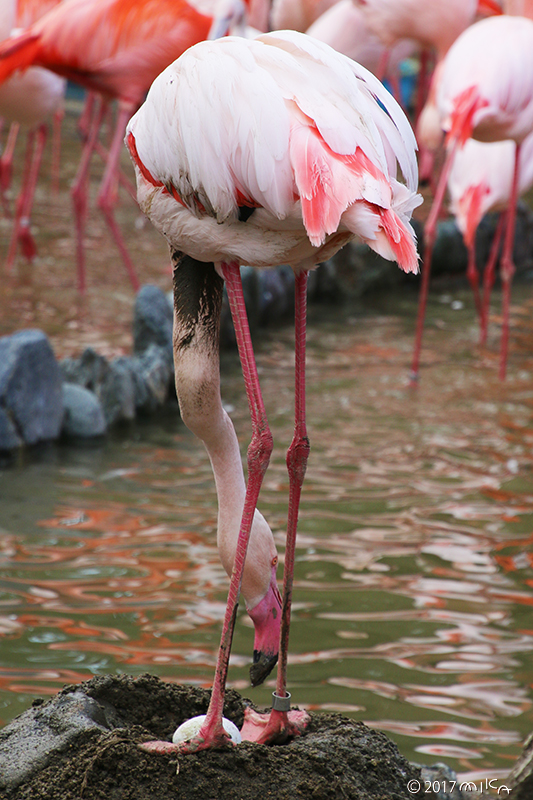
1 288 533 788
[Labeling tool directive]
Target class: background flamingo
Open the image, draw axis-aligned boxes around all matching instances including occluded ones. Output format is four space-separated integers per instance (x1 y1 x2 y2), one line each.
0 0 66 268
306 0 417 105
410 15 533 383
126 30 421 752
447 133 533 346
0 0 250 293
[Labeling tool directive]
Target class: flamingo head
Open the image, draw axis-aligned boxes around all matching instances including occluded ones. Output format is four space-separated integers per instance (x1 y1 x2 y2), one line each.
247 565 282 686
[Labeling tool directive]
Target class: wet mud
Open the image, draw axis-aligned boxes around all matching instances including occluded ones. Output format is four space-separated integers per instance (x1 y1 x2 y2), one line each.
0 673 429 800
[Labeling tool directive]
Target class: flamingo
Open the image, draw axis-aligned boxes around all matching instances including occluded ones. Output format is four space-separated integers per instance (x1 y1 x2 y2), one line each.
305 0 417 105
410 15 533 383
447 134 533 346
351 0 502 181
126 30 421 752
0 0 66 268
270 0 339 32
503 0 533 15
0 0 249 293
0 66 66 269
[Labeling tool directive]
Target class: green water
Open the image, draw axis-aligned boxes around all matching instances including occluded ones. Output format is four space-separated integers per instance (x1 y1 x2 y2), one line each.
1 289 533 786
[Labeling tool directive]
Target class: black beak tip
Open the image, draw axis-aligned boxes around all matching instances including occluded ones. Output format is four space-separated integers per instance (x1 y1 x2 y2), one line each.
249 650 278 687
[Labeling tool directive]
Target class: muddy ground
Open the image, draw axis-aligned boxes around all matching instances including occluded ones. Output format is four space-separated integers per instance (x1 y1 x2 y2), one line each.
0 673 431 800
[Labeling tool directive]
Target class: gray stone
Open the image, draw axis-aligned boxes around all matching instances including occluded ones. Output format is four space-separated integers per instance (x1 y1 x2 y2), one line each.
102 358 136 425
133 284 173 364
60 347 109 390
61 383 107 438
60 349 136 427
0 690 125 791
114 348 174 415
0 406 22 451
0 329 63 447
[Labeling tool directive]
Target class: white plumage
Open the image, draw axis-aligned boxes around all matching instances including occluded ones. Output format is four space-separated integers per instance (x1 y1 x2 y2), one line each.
127 30 421 274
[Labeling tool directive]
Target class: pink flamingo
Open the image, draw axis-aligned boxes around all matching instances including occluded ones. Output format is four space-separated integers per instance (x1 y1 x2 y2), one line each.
0 0 247 293
126 30 421 752
0 0 65 267
410 15 533 383
352 0 502 181
306 0 417 104
447 134 533 346
270 0 339 32
0 66 66 269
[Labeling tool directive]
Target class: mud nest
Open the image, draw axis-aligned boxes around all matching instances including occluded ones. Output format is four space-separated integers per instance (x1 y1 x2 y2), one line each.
0 673 431 800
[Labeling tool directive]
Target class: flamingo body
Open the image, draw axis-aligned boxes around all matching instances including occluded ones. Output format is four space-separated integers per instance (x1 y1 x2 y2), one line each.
127 31 421 275
351 0 482 57
0 0 213 106
437 16 533 145
306 0 416 84
448 134 533 248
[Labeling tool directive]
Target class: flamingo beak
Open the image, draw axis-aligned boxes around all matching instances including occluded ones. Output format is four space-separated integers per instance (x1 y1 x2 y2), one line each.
247 566 282 686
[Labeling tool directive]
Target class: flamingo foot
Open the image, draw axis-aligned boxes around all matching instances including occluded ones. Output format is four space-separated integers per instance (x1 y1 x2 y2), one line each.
139 714 240 754
240 703 310 745
19 220 37 262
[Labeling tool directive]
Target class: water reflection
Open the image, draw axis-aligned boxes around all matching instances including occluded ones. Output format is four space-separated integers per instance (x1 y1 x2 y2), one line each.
1 292 533 780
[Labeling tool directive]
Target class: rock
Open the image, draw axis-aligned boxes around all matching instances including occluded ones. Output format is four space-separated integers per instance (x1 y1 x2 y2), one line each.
0 406 22 451
506 731 533 799
60 349 136 427
0 690 126 792
0 329 63 449
257 265 295 325
418 762 477 799
133 284 173 366
114 348 174 415
61 383 107 438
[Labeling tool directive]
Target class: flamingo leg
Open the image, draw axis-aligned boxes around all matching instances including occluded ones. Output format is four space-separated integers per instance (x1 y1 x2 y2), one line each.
241 271 310 745
71 96 107 294
498 143 521 381
466 240 482 321
0 121 20 214
410 136 460 385
95 101 140 291
173 259 274 752
51 104 64 196
5 124 47 272
480 211 505 347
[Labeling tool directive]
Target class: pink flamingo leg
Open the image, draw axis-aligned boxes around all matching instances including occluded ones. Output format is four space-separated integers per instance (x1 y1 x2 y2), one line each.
466 241 482 321
498 143 521 381
0 121 20 214
410 137 460 385
71 96 107 294
241 270 311 745
176 260 274 752
95 101 140 291
480 211 505 347
5 124 47 271
51 105 64 196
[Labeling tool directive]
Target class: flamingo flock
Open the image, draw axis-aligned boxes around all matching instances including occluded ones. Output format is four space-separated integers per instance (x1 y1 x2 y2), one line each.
3 0 533 758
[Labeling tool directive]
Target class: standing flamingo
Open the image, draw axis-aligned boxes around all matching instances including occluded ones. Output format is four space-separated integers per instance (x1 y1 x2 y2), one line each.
447 134 533 346
0 0 248 293
126 30 421 752
0 0 66 267
410 15 533 383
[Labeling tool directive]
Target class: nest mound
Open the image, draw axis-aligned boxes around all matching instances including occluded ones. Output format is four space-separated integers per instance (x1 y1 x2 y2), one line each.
0 673 428 800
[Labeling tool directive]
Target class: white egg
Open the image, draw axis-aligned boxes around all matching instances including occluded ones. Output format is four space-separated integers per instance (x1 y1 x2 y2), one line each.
172 714 242 745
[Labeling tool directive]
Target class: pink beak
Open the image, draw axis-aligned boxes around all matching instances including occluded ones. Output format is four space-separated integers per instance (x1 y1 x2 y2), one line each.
247 566 282 686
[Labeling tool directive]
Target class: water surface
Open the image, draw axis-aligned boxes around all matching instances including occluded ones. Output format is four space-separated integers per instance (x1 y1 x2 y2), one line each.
1 288 533 787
